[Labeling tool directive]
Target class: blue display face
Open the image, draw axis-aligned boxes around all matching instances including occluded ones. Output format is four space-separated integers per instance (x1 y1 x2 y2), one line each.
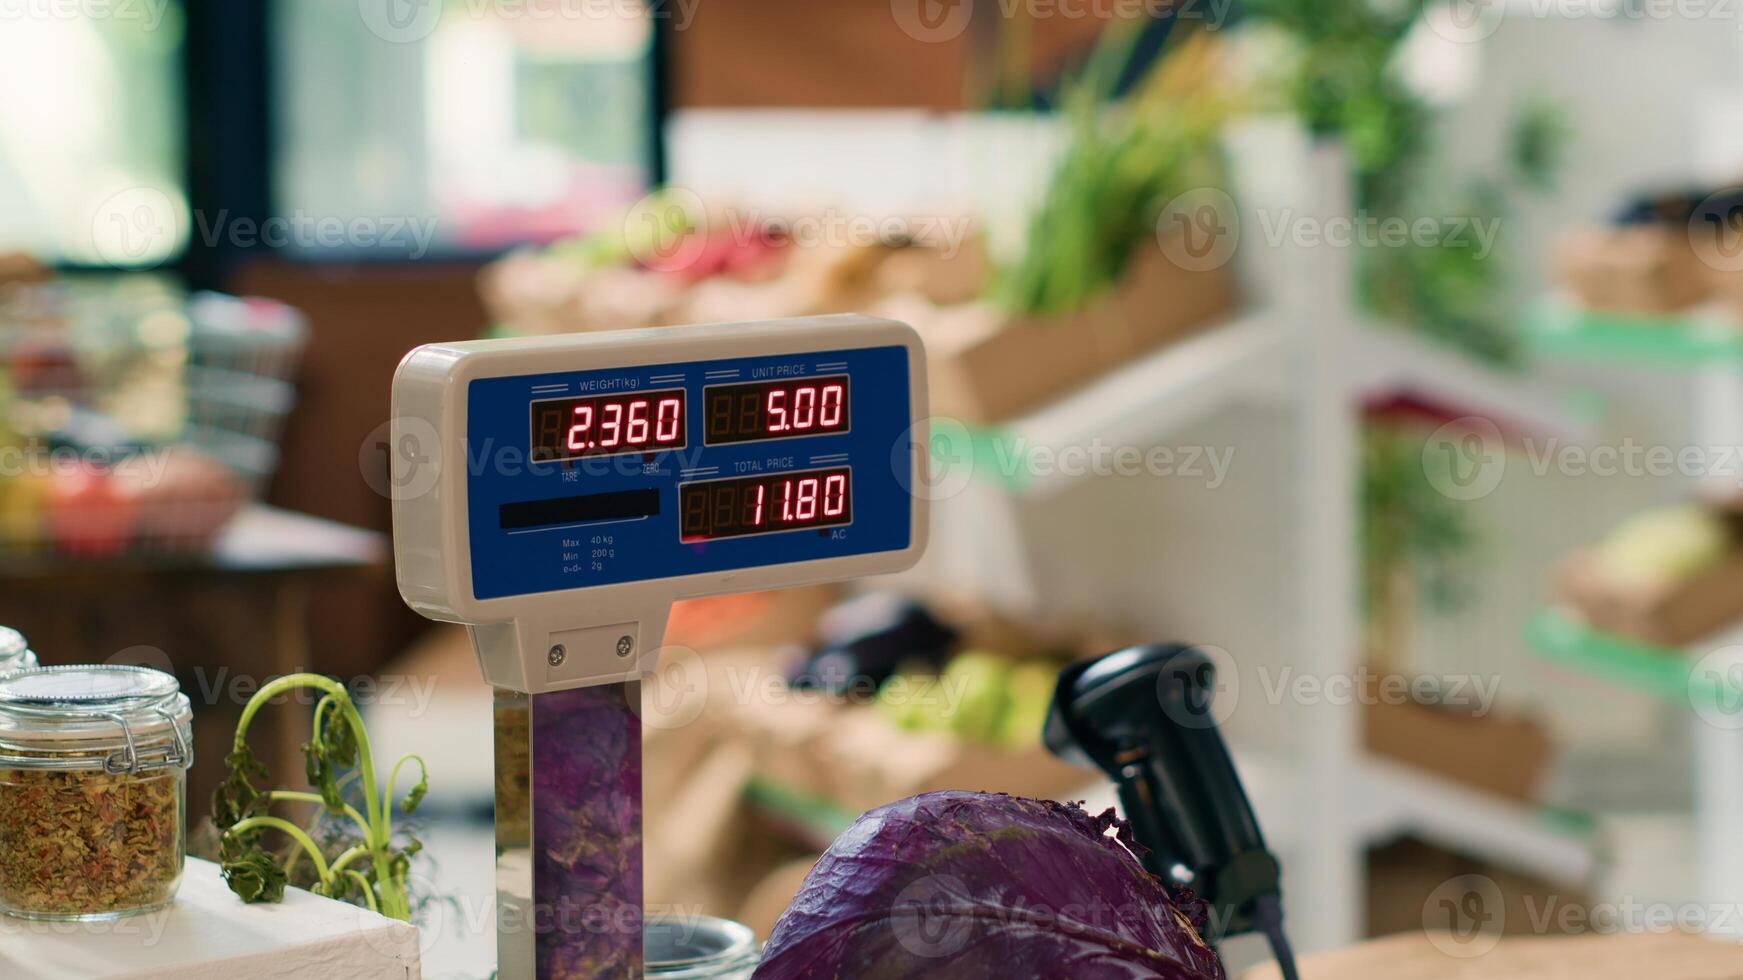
465 344 913 599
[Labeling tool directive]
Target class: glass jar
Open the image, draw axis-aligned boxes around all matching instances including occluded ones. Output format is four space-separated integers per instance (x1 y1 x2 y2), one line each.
646 916 760 979
0 628 38 675
0 665 192 920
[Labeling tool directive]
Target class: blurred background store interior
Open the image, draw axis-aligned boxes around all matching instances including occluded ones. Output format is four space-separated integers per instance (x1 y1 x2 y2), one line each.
7 0 1743 976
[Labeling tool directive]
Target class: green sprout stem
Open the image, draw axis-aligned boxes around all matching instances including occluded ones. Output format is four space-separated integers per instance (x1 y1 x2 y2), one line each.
267 791 372 842
222 673 425 921
344 871 381 913
229 816 333 882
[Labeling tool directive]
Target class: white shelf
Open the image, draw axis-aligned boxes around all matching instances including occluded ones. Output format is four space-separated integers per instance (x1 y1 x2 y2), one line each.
1351 319 1596 442
1238 748 1599 886
966 310 1593 501
972 308 1289 498
1354 757 1600 885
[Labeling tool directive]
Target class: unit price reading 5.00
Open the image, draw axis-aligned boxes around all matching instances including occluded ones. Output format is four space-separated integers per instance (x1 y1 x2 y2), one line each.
703 376 849 445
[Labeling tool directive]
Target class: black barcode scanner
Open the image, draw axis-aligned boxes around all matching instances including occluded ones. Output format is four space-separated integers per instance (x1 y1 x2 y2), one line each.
1044 644 1299 980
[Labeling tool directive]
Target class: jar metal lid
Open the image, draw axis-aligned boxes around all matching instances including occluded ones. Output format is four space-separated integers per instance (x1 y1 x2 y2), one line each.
0 627 33 672
0 665 192 774
0 664 180 706
646 916 760 978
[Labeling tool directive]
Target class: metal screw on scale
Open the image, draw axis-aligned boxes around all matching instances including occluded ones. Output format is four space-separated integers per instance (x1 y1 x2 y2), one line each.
548 645 566 668
616 635 634 658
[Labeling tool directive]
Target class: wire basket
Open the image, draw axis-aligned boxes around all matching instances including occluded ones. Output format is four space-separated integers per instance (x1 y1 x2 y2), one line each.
0 278 307 558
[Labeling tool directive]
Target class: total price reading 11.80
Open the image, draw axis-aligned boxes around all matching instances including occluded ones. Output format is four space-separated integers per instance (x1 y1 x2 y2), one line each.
680 468 852 541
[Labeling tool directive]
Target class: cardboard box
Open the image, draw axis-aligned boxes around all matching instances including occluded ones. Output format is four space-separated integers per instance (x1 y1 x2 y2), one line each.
817 708 1095 815
1554 549 1743 648
670 0 1123 111
1363 691 1554 804
1240 929 1743 979
1552 225 1709 315
1364 837 1589 941
480 239 985 337
899 239 1237 423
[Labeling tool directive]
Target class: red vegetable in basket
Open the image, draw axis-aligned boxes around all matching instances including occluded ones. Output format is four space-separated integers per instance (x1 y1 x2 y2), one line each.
45 464 135 558
112 447 245 549
753 791 1226 980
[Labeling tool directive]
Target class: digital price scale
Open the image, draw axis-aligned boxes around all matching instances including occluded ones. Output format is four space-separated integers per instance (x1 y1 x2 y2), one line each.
390 316 929 977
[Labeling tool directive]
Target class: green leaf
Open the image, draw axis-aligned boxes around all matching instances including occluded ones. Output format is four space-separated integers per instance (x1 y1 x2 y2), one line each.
401 772 428 815
302 739 325 788
221 850 288 904
322 699 359 769
212 742 268 830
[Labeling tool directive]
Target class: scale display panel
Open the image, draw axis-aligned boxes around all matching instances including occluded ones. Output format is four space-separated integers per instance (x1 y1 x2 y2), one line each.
463 343 912 600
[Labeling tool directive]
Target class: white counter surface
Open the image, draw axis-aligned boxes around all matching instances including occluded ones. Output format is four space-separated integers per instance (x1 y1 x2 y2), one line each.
0 858 422 980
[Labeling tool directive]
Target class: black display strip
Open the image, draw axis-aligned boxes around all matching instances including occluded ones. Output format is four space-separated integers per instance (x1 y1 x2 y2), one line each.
500 489 661 531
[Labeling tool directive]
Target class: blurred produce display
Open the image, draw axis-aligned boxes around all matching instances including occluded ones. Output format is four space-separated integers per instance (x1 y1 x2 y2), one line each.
642 591 1127 930
1553 500 1743 647
479 192 982 337
0 277 305 558
1554 186 1743 320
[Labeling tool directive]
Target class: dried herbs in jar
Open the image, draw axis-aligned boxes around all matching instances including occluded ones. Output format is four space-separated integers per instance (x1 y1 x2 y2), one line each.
0 665 192 920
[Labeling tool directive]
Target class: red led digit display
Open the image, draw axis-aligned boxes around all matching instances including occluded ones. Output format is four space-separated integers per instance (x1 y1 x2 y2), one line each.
703 376 849 445
679 467 852 541
530 389 686 462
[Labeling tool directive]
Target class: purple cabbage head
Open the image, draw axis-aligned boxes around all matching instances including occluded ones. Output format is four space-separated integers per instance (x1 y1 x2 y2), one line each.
753 791 1227 980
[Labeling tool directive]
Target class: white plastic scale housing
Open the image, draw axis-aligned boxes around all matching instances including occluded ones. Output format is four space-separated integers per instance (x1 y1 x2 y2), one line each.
390 315 929 694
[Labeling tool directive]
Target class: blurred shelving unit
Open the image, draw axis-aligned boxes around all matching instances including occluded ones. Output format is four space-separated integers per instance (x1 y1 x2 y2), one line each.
1526 608 1743 937
912 137 1603 952
1525 286 1743 936
1527 299 1743 365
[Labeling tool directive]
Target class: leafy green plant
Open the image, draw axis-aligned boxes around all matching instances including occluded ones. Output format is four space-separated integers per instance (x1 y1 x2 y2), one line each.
1361 425 1482 667
212 674 427 920
1241 0 1569 366
990 28 1242 317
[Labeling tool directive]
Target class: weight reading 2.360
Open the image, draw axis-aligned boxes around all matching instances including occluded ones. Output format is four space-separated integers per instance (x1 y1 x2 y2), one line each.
529 389 687 462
